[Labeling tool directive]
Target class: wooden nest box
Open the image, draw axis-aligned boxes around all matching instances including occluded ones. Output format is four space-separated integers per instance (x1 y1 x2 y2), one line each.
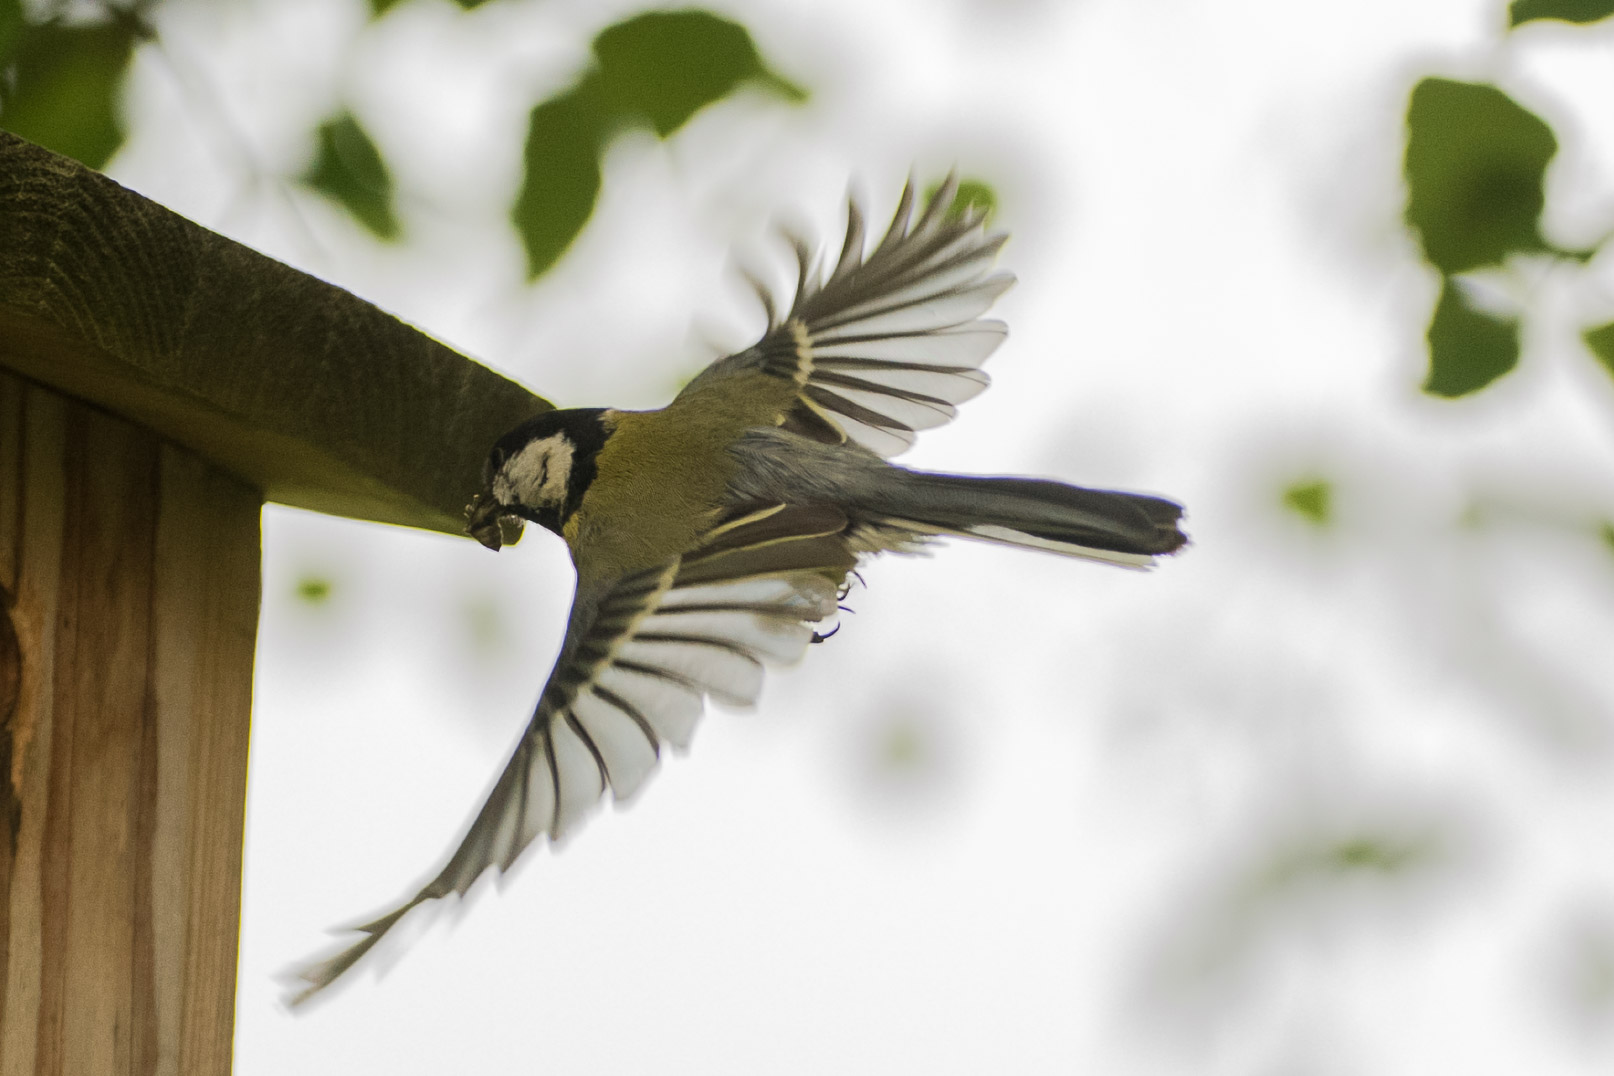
0 131 547 1075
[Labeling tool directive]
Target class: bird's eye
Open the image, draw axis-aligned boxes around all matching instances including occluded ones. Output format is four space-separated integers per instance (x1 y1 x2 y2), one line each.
484 447 507 485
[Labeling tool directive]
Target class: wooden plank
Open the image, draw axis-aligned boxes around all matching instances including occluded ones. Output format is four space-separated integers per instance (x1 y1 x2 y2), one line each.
150 445 259 1075
46 401 159 1075
0 370 260 1075
3 376 62 1076
1 372 66 1076
0 131 549 536
0 371 20 593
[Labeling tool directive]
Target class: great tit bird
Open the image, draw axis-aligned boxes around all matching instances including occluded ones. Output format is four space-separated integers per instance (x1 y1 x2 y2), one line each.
291 175 1187 1002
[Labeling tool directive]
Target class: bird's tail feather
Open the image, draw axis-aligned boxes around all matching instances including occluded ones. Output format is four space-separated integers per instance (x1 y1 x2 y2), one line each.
869 471 1188 568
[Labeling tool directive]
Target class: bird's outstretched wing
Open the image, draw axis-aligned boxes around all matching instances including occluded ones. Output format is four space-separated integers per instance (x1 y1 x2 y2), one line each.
687 173 1015 458
289 505 855 1004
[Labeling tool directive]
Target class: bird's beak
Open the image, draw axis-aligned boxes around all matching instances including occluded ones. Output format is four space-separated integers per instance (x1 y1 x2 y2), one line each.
465 491 513 551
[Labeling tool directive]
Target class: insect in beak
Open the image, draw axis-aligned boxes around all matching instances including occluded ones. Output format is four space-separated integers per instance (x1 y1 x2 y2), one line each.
465 492 512 551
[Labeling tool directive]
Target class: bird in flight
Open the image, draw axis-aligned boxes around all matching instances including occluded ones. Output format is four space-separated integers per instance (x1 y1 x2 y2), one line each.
290 175 1187 1003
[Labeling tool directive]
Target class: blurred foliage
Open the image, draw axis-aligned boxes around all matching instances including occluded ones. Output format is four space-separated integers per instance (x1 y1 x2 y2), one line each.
296 576 334 604
1281 478 1332 525
1 2 804 281
461 595 505 652
1582 320 1614 381
1424 277 1520 396
593 11 805 136
923 177 998 222
514 10 806 277
371 0 495 14
843 701 959 814
1160 826 1450 992
302 112 400 240
1577 936 1614 1010
0 2 144 169
1326 835 1429 873
1252 831 1440 899
1404 78 1554 276
0 0 19 59
1402 58 1614 399
878 717 926 770
513 75 609 281
1509 0 1614 25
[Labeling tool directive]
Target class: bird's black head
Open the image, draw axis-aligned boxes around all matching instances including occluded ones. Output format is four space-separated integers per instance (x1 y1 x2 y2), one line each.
465 408 612 549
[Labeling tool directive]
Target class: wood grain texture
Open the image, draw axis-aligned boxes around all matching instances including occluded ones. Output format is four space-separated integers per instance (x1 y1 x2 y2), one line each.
0 369 260 1076
0 130 549 536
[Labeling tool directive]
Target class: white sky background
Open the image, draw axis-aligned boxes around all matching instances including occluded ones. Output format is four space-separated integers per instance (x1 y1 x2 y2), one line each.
104 0 1614 1071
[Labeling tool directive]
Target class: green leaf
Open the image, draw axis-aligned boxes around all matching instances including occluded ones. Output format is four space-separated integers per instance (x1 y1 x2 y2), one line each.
513 75 608 278
1 0 26 64
1599 521 1614 554
296 576 333 604
1325 836 1429 875
592 10 806 138
302 112 400 240
923 177 999 222
0 19 137 169
1510 0 1614 26
1582 319 1614 380
1404 78 1556 275
1281 479 1332 525
1423 276 1520 397
514 11 806 279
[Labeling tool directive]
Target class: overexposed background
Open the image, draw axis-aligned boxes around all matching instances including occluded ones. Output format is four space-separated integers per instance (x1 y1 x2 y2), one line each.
98 0 1614 1071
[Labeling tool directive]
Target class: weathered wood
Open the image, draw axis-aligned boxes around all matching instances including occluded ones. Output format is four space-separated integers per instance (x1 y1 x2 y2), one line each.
0 369 259 1076
0 130 549 535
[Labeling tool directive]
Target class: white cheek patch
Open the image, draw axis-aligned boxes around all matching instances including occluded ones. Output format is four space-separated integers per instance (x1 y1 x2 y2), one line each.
503 434 575 508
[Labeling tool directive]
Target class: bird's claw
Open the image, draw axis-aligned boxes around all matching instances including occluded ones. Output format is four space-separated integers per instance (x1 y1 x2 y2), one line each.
836 570 867 603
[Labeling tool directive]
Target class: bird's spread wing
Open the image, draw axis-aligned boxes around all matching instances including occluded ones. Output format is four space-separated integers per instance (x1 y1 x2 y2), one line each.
289 505 854 1004
692 174 1014 458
